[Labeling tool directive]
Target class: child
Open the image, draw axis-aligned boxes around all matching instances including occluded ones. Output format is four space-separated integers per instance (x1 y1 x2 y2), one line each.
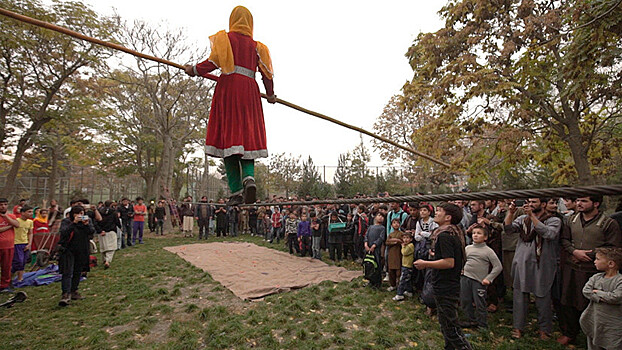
13 205 33 283
285 212 299 255
310 213 322 260
386 218 404 291
270 207 282 244
393 232 415 301
460 226 502 329
580 247 622 350
414 203 438 243
364 214 386 288
297 213 312 257
185 6 276 206
414 202 472 350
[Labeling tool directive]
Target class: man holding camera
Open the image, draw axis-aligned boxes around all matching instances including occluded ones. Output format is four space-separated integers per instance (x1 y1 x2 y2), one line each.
505 198 562 340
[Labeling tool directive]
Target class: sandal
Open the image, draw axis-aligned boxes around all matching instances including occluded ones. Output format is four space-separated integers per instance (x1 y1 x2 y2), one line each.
511 329 521 339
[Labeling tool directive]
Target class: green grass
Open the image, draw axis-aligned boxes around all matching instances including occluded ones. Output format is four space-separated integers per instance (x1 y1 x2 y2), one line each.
0 232 586 349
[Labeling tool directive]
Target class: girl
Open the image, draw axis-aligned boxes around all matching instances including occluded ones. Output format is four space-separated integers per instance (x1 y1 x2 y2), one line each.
185 6 276 206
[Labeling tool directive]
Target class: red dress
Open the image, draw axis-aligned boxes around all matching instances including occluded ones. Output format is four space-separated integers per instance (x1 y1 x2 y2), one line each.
195 32 274 160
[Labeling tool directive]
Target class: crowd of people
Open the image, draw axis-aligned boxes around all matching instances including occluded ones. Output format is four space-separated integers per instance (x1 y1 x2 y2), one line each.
185 193 622 350
1 192 622 349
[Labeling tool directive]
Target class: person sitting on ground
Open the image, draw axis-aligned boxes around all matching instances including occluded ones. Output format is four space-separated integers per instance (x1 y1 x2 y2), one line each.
579 247 622 350
460 225 502 329
393 232 415 301
57 206 95 306
13 205 33 283
386 218 404 292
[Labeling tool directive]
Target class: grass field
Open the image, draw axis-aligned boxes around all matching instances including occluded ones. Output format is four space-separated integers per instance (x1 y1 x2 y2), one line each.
0 232 586 349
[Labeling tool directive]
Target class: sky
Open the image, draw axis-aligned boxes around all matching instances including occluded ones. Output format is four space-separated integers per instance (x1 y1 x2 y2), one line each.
86 0 445 180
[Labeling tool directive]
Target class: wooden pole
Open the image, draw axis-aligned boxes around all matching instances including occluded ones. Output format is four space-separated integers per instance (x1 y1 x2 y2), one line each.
0 7 451 168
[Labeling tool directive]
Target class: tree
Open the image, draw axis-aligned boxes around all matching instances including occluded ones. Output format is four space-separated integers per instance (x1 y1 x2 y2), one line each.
401 0 622 185
297 156 320 197
111 20 213 199
334 138 375 197
268 153 301 197
0 0 117 199
334 153 352 197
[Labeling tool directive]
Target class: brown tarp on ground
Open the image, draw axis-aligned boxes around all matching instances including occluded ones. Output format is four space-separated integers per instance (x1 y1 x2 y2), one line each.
164 242 361 300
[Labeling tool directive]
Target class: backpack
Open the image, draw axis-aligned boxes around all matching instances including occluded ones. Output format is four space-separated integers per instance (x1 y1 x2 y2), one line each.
362 253 378 281
420 268 436 308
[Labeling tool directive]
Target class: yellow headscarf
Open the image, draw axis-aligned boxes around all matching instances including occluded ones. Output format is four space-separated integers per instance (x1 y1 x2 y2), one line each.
208 6 273 80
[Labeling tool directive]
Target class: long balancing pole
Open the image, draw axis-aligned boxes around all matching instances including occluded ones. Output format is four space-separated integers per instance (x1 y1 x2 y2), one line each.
0 7 451 168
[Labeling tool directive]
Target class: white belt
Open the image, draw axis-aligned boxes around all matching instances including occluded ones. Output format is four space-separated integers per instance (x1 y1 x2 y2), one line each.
233 65 255 79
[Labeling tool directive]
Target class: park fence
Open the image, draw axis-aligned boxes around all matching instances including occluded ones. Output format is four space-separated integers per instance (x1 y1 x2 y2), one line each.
0 165 227 206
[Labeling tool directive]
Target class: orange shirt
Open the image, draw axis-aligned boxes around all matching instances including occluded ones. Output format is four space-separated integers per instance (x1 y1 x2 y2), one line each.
0 214 17 249
133 204 147 222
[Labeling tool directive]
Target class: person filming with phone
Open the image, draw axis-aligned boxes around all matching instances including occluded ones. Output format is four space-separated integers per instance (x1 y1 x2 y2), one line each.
56 205 95 307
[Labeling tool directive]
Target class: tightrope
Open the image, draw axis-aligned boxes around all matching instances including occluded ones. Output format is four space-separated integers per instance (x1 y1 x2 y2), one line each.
187 184 622 207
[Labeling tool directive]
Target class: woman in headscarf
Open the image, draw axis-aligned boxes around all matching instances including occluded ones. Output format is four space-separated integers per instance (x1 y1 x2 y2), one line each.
185 5 275 206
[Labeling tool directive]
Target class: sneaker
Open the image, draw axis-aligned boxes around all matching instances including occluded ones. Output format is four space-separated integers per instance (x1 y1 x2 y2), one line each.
392 295 405 301
59 293 71 307
0 288 13 293
404 291 413 297
387 286 396 292
71 291 85 300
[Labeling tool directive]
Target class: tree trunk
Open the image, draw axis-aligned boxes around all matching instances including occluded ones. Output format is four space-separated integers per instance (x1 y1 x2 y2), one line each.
47 143 60 203
0 118 49 199
563 120 594 185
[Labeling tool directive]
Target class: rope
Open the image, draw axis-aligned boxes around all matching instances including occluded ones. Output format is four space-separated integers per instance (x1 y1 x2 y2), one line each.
0 7 450 168
193 184 622 207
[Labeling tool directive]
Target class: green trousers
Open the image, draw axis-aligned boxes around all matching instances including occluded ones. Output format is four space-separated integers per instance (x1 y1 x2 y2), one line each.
224 155 254 195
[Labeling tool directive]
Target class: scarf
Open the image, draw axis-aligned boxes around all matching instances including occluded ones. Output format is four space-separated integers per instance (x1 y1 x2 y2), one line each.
208 6 273 79
33 214 48 224
520 211 553 264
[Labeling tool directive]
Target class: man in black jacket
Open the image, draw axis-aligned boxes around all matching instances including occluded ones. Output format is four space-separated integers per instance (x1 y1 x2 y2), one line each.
195 196 212 240
117 198 133 248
